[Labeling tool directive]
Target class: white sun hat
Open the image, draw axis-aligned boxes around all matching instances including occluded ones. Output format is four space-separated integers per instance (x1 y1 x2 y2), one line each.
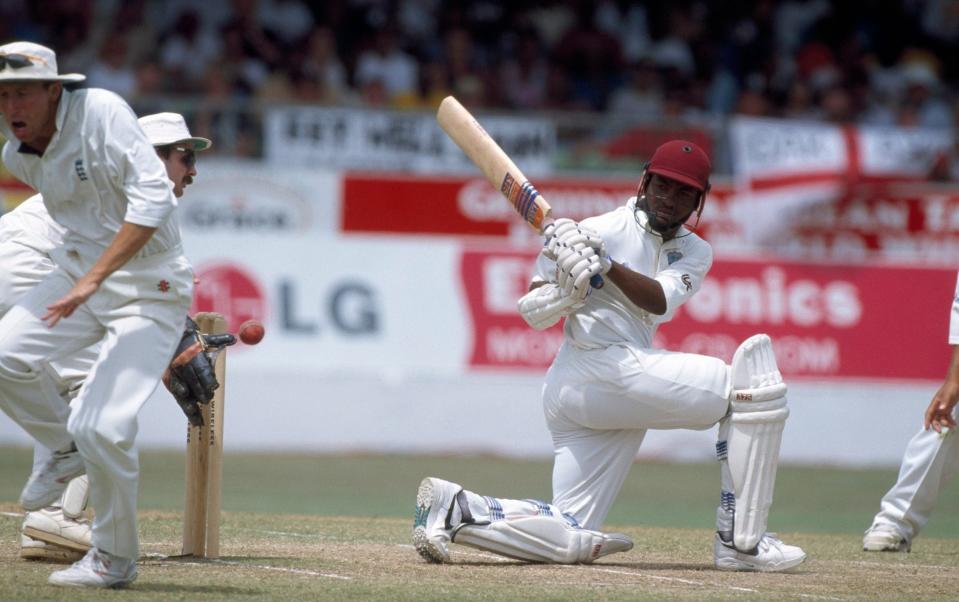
0 41 85 83
137 112 212 151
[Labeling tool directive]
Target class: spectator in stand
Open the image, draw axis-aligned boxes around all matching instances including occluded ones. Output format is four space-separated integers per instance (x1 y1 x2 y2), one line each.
647 7 697 82
735 88 772 117
159 10 222 91
354 26 419 107
420 60 453 110
607 60 664 119
499 27 549 110
111 0 158 69
781 80 819 120
258 0 314 47
897 61 954 129
552 0 624 111
773 0 832 63
86 36 137 99
594 0 651 64
1 1 957 134
442 26 488 105
541 63 583 111
525 0 576 50
818 84 855 123
131 61 165 103
217 21 272 96
299 26 348 103
358 78 390 108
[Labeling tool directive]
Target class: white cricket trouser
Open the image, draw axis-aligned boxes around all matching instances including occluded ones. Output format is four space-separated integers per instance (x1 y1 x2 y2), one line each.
0 244 192 559
0 239 98 471
872 413 959 540
544 342 730 530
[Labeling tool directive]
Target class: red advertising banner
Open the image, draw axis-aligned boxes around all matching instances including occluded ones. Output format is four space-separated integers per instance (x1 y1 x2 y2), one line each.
461 248 954 382
762 186 959 261
341 172 733 242
343 173 515 237
343 173 958 264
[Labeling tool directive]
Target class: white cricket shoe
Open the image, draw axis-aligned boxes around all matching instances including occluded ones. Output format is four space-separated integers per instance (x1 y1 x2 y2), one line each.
412 477 463 563
714 532 807 572
23 507 92 552
20 448 85 511
19 533 84 564
48 548 137 588
862 523 910 552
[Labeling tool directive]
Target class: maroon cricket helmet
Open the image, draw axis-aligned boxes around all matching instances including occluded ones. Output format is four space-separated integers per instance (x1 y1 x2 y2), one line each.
646 140 711 192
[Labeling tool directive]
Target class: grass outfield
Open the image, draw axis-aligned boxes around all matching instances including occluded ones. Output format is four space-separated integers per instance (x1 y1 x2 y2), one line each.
0 446 958 599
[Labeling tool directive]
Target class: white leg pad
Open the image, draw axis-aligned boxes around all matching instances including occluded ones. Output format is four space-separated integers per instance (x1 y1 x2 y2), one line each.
59 475 90 519
726 334 789 551
453 516 631 564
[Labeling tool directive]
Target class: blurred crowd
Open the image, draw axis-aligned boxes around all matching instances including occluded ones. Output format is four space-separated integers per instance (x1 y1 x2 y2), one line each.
4 0 959 133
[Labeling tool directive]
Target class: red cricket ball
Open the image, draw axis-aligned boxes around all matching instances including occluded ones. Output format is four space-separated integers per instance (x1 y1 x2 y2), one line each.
238 319 265 345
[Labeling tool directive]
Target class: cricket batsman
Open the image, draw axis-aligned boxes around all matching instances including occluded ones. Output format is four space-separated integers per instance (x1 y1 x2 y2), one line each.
413 141 807 572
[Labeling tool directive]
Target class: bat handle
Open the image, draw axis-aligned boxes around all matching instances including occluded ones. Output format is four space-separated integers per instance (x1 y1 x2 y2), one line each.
542 223 605 289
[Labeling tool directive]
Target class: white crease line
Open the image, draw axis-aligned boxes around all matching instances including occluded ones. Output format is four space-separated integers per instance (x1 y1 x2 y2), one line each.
212 559 352 580
835 559 959 571
0 512 23 518
243 528 331 539
582 566 757 593
399 544 514 563
797 594 845 601
176 559 352 581
405 544 758 594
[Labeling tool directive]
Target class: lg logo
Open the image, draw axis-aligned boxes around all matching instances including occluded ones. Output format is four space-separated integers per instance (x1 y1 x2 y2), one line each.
190 262 380 337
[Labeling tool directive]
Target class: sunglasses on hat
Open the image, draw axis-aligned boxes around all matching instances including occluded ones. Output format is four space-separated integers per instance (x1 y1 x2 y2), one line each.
0 53 34 70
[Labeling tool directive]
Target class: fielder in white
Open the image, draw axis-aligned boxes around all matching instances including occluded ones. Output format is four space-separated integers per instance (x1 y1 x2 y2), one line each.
0 42 194 588
863 272 959 552
4 112 214 564
414 141 806 571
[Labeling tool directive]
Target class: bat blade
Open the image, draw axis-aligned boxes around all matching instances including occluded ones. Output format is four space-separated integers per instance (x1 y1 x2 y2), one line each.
437 96 551 233
436 95 604 288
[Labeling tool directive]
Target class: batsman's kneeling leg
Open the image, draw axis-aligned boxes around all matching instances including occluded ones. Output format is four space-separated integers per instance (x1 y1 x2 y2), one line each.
454 517 632 564
413 477 631 565
719 334 788 552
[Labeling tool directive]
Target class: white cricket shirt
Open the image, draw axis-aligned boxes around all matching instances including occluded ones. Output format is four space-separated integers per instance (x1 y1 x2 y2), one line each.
534 197 713 350
0 194 65 254
950 272 958 345
0 88 180 259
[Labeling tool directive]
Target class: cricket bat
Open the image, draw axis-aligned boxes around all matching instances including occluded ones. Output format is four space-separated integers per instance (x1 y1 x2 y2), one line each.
436 96 603 288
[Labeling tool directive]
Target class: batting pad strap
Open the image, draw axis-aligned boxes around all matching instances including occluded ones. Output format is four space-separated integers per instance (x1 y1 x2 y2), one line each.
731 382 788 403
730 397 790 417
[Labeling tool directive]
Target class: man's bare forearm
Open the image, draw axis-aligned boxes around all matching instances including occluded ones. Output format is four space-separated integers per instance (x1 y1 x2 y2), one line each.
84 222 158 285
605 261 667 315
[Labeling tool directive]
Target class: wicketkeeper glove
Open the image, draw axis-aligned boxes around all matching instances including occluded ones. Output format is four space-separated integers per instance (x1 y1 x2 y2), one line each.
163 317 236 427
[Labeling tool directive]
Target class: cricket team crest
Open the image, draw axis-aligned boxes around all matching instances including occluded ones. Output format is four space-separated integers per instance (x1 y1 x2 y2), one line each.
74 158 88 181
